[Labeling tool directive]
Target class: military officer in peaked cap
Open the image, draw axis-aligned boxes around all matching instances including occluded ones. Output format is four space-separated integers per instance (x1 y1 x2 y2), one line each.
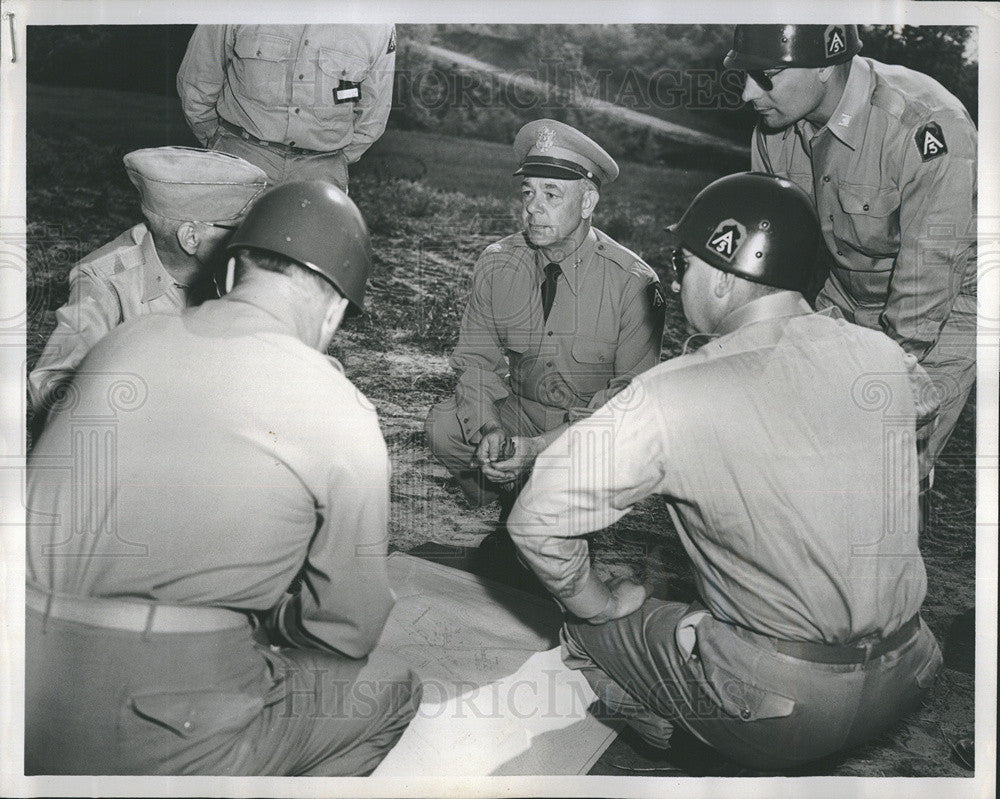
28 146 268 418
726 24 977 475
426 119 665 566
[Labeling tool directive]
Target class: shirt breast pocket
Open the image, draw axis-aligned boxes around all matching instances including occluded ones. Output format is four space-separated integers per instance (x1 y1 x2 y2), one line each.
569 336 616 397
834 184 901 259
232 32 292 106
318 48 370 117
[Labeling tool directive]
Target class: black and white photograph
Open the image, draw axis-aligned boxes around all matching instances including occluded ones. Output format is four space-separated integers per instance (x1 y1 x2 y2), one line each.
0 1 996 796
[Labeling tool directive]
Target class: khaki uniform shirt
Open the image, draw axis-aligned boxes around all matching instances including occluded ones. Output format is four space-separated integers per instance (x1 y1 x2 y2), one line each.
752 56 977 363
509 294 932 643
27 297 394 659
29 223 197 411
177 25 396 164
451 227 664 443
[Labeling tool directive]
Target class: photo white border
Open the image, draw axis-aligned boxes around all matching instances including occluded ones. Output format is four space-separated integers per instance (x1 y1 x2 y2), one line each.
1 1 996 797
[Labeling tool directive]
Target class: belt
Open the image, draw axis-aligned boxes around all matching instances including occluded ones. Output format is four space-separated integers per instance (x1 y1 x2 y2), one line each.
26 583 250 634
219 118 322 156
768 614 922 665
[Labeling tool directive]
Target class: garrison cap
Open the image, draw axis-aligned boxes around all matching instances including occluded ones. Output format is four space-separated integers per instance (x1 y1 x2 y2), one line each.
513 119 619 188
123 146 269 224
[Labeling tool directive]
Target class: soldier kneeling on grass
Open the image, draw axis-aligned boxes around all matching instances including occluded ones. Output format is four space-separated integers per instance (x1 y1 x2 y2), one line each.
424 119 665 584
26 182 420 776
507 172 943 771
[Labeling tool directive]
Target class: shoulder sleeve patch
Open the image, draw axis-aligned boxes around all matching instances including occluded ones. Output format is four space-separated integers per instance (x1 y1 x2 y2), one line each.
484 241 504 254
645 280 666 337
915 121 948 161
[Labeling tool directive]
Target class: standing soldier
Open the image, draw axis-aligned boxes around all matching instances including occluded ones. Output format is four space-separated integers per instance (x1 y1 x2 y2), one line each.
725 24 977 473
177 24 397 189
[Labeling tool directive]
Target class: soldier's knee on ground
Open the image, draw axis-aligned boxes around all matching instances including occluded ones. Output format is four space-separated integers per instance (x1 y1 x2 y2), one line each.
424 400 463 461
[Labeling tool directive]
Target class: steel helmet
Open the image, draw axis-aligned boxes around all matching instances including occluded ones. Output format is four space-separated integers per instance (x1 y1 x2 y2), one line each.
668 172 821 294
724 25 862 70
226 180 373 314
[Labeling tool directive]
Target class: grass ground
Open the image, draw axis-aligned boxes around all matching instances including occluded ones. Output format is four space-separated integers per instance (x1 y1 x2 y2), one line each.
23 84 977 777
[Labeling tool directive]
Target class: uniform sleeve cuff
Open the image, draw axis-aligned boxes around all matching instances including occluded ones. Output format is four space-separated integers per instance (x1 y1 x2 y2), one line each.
562 572 612 620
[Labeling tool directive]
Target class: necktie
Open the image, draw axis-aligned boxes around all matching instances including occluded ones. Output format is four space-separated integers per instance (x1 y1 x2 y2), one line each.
542 262 561 322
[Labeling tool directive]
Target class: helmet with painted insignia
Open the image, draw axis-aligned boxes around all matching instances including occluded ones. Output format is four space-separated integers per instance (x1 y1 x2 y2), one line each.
724 25 862 70
667 172 821 294
227 180 372 314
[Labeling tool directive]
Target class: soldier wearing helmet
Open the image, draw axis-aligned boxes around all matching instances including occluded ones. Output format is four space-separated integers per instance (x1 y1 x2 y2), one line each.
25 181 421 776
726 24 976 475
507 172 942 771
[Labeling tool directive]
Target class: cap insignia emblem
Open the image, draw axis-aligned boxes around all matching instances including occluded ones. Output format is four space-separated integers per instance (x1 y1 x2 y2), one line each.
536 127 556 152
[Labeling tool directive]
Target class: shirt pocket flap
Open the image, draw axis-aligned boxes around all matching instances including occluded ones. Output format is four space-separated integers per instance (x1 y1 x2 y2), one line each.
572 337 615 365
837 185 900 218
129 689 264 738
705 663 796 722
318 47 370 82
234 33 291 61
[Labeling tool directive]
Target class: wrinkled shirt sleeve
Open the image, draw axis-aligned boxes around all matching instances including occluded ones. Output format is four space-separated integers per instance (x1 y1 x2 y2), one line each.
450 262 511 443
262 415 394 658
29 268 120 410
884 112 977 359
342 26 396 164
176 25 233 146
587 275 663 410
507 387 666 618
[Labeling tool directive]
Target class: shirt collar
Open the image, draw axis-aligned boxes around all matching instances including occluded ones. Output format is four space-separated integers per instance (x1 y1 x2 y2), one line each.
820 56 872 150
714 291 813 337
534 227 596 297
138 224 176 303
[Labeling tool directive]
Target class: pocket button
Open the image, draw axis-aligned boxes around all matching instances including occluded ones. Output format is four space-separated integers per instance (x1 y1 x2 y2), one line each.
740 708 751 720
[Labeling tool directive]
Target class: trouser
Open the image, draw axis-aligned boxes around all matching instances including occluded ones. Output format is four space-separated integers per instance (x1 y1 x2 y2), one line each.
424 395 549 507
25 607 420 775
563 599 942 770
210 124 350 191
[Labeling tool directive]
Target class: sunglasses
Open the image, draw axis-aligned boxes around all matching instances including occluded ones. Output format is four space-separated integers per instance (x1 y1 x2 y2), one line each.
202 221 240 231
670 247 688 282
744 68 786 92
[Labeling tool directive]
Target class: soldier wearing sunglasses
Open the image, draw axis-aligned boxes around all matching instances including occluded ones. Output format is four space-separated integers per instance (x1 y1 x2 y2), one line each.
726 24 977 476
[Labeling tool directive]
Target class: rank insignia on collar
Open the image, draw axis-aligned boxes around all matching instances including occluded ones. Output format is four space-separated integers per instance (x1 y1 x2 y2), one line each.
915 122 948 161
707 218 747 262
387 27 396 54
536 127 556 152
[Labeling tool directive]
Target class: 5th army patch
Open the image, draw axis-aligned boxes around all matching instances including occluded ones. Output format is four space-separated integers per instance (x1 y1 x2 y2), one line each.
915 122 948 161
707 219 747 262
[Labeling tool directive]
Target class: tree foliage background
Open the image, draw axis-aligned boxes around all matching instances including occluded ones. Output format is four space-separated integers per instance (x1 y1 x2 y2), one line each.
27 23 977 167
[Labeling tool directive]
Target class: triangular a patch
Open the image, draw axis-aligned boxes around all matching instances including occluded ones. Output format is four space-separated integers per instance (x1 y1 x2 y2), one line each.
706 218 747 262
915 122 948 161
826 26 846 58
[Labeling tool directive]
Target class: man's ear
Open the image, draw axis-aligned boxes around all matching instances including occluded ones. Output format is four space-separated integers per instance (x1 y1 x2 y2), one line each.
176 221 200 255
713 269 735 299
580 187 599 220
322 293 350 337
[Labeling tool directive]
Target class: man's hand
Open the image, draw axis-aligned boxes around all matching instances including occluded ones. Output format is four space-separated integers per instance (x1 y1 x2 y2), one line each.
476 433 544 483
585 577 649 625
